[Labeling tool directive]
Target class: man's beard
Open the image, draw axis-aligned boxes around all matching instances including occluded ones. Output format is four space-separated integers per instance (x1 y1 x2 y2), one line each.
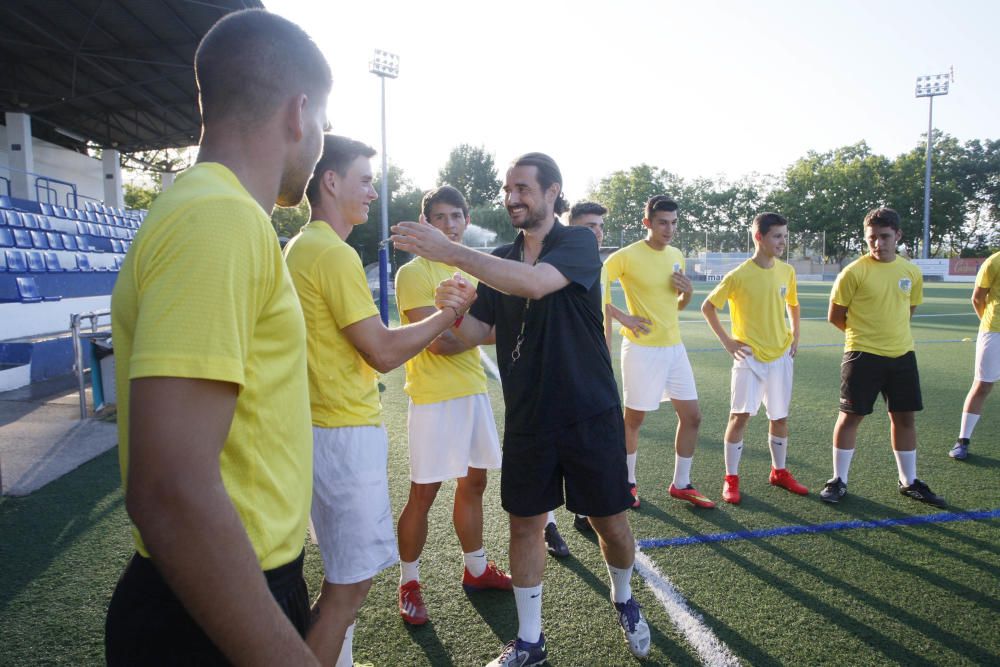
509 203 548 230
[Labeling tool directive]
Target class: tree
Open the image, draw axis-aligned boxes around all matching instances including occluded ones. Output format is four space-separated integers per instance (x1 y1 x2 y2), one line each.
587 164 684 248
437 144 502 208
271 200 311 242
766 142 891 261
123 182 157 211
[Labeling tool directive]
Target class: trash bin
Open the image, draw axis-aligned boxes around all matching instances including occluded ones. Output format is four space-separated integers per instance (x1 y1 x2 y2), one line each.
88 337 115 410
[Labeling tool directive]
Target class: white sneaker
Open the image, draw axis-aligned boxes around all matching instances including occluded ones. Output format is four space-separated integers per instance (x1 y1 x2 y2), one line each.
615 597 650 658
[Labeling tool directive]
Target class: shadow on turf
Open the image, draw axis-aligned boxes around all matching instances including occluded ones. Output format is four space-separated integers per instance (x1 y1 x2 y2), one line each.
714 495 996 665
0 449 124 611
402 619 456 666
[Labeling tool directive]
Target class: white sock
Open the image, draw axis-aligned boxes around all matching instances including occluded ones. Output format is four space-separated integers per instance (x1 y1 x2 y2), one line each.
514 584 543 643
334 622 355 667
400 559 419 585
545 510 556 526
894 449 917 487
769 434 788 470
464 548 487 578
673 454 693 488
626 452 638 484
724 441 743 475
960 412 980 440
833 447 854 484
606 562 634 604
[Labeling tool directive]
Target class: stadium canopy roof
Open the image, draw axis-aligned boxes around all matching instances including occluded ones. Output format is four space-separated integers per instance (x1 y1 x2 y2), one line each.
0 0 264 153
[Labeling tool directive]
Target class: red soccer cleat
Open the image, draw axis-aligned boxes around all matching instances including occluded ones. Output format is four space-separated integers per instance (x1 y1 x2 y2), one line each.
722 475 741 505
669 483 716 508
398 580 429 625
462 561 513 592
630 484 641 509
769 467 808 495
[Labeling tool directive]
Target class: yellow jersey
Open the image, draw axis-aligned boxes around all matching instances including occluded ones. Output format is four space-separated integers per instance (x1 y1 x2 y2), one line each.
395 256 486 404
111 162 313 570
831 255 923 357
707 259 798 362
284 221 381 428
976 251 1000 333
603 241 686 347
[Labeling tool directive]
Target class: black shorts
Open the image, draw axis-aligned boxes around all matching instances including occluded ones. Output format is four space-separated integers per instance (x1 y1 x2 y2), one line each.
105 550 309 666
840 350 923 415
500 405 632 518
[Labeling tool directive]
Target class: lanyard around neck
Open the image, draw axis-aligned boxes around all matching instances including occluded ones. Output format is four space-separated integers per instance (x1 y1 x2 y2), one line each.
509 240 541 371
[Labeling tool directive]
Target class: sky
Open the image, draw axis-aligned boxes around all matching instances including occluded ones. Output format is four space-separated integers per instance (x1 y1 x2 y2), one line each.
270 0 1000 203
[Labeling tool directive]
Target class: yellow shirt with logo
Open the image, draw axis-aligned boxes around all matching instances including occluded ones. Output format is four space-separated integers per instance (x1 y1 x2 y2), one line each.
396 256 486 404
111 162 312 570
284 221 381 428
603 241 686 347
707 259 799 362
976 251 1000 333
831 255 923 357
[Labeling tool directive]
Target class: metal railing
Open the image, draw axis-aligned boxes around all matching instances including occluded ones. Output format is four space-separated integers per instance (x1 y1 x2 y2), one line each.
71 309 112 419
34 175 79 209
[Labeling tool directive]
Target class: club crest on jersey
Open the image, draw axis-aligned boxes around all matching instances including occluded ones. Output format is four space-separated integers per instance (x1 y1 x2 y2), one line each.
779 285 787 298
899 278 912 292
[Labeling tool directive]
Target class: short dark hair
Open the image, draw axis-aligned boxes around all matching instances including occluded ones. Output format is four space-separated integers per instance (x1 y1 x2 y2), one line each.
569 201 607 222
752 212 788 237
195 9 332 126
645 195 678 220
422 185 469 220
864 207 901 232
306 134 376 206
511 152 567 215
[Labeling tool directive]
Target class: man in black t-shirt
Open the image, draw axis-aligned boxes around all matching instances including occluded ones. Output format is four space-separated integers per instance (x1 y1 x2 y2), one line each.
392 153 650 666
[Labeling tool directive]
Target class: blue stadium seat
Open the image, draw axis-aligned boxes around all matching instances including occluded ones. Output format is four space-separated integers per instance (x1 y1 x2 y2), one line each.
44 252 64 272
13 228 32 248
76 253 93 271
30 230 48 249
76 221 87 235
111 239 122 253
54 205 67 218
40 202 54 216
38 215 52 230
0 195 11 209
4 210 23 227
15 277 42 303
0 251 6 272
85 210 98 222
46 232 64 250
26 251 45 272
0 227 12 247
22 213 39 229
62 234 78 251
6 249 27 272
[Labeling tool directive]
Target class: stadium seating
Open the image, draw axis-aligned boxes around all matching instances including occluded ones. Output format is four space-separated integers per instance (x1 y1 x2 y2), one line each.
6 250 27 272
0 227 12 247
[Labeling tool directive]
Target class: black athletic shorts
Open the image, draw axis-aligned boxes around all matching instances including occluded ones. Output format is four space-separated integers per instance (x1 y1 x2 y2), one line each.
500 405 633 518
105 550 309 666
839 350 923 415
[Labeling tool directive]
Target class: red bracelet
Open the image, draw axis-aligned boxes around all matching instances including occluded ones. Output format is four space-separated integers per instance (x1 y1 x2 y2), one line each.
453 315 464 328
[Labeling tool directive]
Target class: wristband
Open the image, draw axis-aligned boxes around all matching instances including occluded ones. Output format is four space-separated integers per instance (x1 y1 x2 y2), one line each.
453 315 464 328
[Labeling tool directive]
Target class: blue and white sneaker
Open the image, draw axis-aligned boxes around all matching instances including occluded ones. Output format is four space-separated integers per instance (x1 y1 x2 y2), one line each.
485 633 547 667
949 438 969 460
615 597 651 658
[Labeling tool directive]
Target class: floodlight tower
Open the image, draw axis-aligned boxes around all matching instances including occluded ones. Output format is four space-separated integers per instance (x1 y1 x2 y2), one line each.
370 49 399 324
914 69 952 259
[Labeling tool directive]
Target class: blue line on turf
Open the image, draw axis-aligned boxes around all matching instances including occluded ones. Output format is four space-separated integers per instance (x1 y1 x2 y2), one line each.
638 508 1000 549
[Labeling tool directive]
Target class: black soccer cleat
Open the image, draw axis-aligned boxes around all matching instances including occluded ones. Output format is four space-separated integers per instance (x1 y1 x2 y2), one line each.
898 478 946 507
819 477 847 503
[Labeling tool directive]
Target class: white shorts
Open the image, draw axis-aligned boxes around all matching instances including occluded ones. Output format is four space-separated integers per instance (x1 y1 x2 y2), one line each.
311 425 397 585
621 338 698 410
407 393 502 484
975 331 1000 383
730 349 794 420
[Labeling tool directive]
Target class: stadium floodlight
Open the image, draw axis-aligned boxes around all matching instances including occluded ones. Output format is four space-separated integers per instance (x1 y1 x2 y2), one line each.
914 68 953 259
370 49 399 324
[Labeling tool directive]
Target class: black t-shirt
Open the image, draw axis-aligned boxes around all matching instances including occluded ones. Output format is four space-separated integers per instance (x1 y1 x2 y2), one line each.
469 221 620 434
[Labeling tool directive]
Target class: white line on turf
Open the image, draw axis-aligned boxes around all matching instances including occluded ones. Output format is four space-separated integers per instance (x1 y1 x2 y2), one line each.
634 548 741 667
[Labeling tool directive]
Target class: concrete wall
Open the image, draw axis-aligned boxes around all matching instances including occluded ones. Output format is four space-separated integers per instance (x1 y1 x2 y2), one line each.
0 126 104 205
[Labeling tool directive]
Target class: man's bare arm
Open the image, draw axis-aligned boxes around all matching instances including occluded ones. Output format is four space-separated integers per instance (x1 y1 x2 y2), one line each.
700 298 750 360
343 309 462 373
390 221 570 300
606 303 652 336
828 302 848 332
972 285 988 320
127 377 318 667
788 304 801 357
405 306 494 355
